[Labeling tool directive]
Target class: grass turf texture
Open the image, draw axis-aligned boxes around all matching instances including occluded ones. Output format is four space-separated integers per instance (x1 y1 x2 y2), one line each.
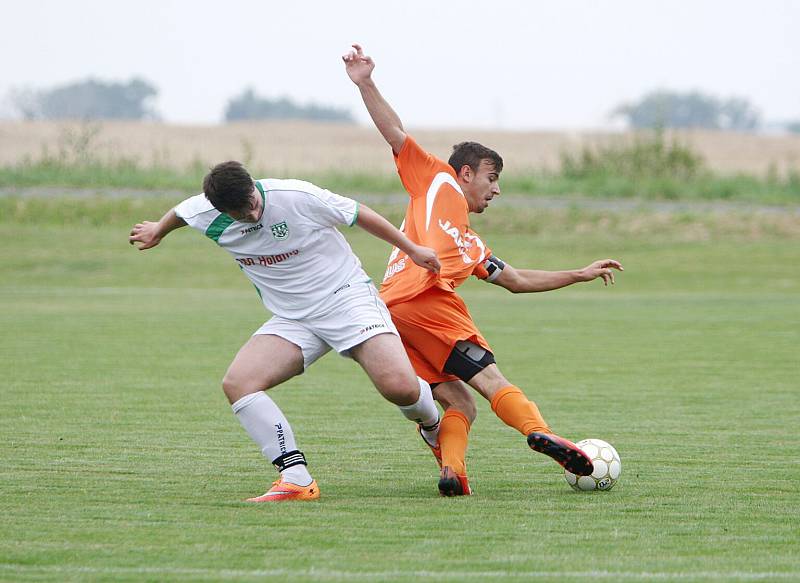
1 198 799 582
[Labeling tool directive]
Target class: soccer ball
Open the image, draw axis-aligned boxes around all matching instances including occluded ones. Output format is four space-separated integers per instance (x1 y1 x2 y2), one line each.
564 438 621 491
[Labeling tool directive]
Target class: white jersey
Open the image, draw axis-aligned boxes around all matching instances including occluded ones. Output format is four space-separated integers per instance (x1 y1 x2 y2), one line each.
174 178 369 320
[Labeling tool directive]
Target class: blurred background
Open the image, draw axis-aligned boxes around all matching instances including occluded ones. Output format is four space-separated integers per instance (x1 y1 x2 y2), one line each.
0 0 798 202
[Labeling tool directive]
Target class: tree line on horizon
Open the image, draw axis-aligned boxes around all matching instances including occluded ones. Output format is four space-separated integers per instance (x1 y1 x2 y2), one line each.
7 78 354 125
5 77 798 133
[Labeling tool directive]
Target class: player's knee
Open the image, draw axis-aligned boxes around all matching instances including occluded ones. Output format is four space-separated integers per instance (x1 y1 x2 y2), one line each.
372 370 419 406
221 374 241 403
222 372 260 403
385 377 420 406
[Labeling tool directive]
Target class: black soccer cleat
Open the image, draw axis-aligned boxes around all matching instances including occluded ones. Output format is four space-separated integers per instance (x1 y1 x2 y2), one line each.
527 432 595 476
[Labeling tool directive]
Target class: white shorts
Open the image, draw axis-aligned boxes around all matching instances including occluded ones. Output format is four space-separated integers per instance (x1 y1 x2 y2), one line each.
253 281 398 369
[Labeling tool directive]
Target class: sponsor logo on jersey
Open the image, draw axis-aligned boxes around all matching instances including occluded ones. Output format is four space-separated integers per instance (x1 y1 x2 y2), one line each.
438 219 486 264
240 223 264 235
235 249 300 267
270 221 289 240
383 257 407 281
333 283 351 294
360 323 387 334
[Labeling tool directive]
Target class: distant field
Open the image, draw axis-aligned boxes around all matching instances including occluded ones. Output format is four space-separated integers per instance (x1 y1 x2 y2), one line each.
3 120 800 204
2 119 800 176
1 198 798 581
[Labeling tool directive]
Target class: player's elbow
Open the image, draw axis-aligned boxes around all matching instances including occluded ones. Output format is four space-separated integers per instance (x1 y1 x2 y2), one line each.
504 275 527 294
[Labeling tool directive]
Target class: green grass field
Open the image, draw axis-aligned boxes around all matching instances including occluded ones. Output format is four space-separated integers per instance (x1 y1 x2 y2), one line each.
1 197 799 582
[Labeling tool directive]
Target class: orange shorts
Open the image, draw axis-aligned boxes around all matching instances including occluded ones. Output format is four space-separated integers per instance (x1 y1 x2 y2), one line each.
387 286 491 384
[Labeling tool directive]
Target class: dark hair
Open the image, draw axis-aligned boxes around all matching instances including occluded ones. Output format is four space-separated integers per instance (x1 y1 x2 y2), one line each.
203 161 254 212
448 142 503 175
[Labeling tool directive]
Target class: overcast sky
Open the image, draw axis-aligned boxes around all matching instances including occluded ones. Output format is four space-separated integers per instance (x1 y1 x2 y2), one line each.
2 0 798 129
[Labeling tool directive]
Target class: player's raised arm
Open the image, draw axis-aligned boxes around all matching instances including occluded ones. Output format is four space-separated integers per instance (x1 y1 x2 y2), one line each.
487 258 624 293
355 204 440 273
129 208 187 250
343 43 407 155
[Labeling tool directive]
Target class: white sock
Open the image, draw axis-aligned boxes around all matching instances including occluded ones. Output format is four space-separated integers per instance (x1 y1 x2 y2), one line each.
397 377 440 445
231 392 313 487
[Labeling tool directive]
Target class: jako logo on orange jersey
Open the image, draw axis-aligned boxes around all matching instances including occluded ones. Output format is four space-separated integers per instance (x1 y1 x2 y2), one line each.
438 220 486 264
383 257 406 281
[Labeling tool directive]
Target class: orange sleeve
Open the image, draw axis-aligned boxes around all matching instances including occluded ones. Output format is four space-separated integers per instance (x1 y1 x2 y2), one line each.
472 262 489 280
394 135 444 199
471 238 494 280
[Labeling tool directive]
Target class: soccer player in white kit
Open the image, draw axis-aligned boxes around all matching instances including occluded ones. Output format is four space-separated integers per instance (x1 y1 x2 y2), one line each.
129 161 442 502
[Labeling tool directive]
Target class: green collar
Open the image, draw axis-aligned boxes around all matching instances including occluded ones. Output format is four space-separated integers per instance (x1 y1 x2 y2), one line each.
254 180 267 207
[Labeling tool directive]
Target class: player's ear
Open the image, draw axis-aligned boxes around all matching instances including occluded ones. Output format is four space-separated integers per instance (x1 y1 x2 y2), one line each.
459 165 473 183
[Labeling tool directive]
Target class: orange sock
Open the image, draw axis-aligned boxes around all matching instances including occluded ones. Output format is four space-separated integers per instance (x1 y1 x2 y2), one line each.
439 409 471 476
490 385 551 436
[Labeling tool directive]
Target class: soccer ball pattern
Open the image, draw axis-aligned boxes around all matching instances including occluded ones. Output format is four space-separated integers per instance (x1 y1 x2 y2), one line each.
564 438 621 491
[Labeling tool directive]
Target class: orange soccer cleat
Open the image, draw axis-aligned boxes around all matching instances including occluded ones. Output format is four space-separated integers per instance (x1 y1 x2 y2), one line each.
245 479 321 502
438 466 472 497
527 432 594 476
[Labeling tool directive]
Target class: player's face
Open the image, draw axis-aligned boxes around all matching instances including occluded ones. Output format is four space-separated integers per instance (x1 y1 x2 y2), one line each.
463 159 501 214
227 187 263 223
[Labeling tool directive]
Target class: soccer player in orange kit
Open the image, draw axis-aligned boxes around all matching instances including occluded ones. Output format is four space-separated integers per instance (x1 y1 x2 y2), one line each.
344 44 624 496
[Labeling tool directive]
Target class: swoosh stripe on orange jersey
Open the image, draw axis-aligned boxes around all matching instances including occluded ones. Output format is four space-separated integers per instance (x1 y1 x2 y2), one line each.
425 172 464 231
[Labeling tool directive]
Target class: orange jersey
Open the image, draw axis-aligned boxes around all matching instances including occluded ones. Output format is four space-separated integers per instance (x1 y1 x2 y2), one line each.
380 136 491 307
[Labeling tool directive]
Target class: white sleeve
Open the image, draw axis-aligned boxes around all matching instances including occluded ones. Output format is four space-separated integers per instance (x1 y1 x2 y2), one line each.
295 183 359 228
174 194 217 232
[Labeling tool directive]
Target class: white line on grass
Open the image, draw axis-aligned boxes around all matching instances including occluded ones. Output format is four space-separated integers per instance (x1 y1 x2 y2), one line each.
1 564 797 581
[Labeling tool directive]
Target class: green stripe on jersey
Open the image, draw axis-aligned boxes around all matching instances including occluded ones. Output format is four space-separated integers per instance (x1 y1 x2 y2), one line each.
205 213 235 242
205 182 265 242
255 180 267 206
349 201 360 227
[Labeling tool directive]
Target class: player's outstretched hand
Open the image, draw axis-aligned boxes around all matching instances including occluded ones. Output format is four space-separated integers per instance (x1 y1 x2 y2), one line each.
342 43 375 86
408 244 441 274
129 221 162 250
579 259 623 286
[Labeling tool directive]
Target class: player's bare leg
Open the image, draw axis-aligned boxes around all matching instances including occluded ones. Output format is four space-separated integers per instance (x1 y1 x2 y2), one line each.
222 334 304 403
431 381 476 496
350 332 440 445
223 334 319 501
466 363 593 476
